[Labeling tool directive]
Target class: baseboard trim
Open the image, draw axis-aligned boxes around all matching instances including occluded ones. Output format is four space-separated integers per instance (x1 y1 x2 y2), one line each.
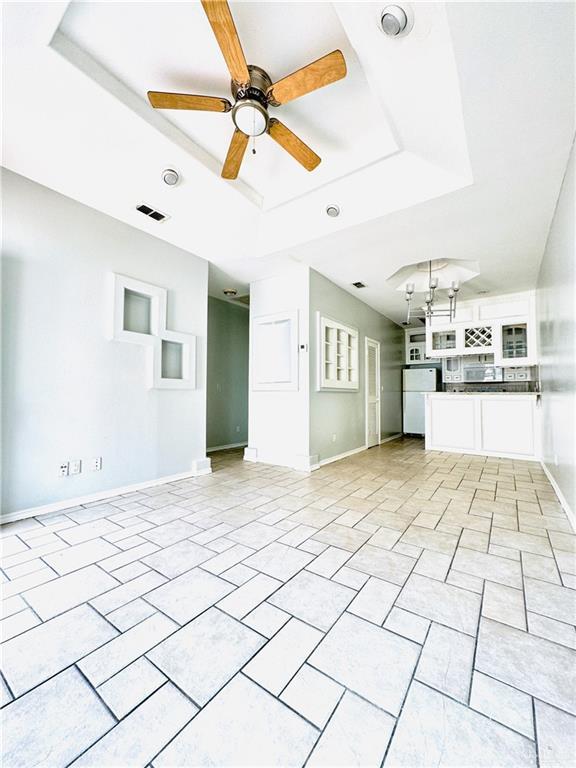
541 461 575 533
425 445 540 462
207 442 247 453
316 445 368 469
1 459 213 525
243 448 318 473
380 433 403 445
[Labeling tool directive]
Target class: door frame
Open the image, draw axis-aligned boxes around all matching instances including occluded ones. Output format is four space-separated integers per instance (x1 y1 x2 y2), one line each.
365 337 381 448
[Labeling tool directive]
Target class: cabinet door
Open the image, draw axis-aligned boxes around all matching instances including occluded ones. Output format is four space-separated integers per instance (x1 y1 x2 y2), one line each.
494 321 535 367
426 325 459 357
480 398 535 456
406 343 423 365
427 397 476 450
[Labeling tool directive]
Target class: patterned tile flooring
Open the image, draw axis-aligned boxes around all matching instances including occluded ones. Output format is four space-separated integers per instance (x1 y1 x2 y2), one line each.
1 438 575 767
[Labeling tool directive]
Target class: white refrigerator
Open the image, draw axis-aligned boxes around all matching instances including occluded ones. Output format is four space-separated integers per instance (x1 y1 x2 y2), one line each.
403 368 437 435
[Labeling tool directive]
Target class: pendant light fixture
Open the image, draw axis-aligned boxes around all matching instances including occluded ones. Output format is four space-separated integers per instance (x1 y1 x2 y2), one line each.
404 260 460 323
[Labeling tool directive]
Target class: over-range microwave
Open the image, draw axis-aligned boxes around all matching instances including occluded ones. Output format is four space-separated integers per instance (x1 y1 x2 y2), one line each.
462 365 504 383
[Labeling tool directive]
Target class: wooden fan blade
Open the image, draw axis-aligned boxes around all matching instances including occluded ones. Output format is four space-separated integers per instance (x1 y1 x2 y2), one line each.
267 50 346 106
222 129 249 179
201 0 250 86
267 119 321 171
148 92 231 112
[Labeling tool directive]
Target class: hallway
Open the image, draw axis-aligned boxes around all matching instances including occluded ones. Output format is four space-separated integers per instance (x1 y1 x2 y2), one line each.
1 439 575 766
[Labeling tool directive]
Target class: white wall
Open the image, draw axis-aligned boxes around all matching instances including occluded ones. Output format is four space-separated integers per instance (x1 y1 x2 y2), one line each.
309 270 403 463
246 266 403 470
246 264 311 471
1 169 209 517
537 138 575 522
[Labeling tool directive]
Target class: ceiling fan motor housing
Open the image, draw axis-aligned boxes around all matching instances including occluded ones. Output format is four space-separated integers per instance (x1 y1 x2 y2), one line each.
231 65 273 136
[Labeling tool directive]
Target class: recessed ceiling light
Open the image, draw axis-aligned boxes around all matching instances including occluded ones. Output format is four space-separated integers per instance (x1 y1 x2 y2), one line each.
223 288 238 297
380 5 411 37
326 205 340 218
162 168 180 186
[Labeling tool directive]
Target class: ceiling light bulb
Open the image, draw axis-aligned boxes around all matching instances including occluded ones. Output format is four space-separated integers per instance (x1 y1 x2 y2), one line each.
429 277 438 289
448 288 455 299
451 280 460 290
326 205 340 217
406 282 414 294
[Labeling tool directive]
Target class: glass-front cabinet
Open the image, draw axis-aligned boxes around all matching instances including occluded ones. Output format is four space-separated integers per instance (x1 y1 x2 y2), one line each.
501 324 528 360
493 322 534 367
431 329 457 354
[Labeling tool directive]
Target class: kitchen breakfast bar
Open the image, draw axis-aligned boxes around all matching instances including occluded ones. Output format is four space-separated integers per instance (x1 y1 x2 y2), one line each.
425 392 540 460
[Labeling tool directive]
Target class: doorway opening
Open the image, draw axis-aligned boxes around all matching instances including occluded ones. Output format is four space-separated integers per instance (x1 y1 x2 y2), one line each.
206 296 249 453
365 337 381 448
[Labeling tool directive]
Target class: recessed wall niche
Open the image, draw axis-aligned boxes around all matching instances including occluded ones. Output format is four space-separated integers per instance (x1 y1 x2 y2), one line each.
251 311 299 391
161 340 184 380
109 273 196 390
123 289 152 334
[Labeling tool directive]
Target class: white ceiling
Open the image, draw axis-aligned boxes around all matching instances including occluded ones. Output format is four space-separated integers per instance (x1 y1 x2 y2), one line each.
59 2 398 209
2 2 574 324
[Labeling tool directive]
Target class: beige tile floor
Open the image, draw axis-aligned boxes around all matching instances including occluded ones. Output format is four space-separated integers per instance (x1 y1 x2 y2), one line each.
1 437 575 767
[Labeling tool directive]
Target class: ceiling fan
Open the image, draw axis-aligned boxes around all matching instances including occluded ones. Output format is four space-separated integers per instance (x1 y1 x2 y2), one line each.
147 0 347 180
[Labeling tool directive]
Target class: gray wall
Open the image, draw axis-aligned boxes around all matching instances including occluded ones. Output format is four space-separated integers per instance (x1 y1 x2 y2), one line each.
1 169 209 516
309 269 403 463
207 297 249 449
537 138 576 520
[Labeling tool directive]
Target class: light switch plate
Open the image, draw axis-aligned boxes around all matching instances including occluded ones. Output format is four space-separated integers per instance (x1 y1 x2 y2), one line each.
69 459 82 475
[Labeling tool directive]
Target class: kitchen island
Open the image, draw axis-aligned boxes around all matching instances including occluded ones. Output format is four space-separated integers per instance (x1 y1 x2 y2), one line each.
425 392 541 460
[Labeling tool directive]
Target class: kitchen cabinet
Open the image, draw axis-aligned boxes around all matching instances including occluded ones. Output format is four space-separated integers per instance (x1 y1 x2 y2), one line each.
404 329 440 365
425 393 540 460
425 291 537 365
442 357 462 382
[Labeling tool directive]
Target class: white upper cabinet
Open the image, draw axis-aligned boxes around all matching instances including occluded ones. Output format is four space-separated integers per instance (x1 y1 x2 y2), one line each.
425 291 537 365
405 328 440 365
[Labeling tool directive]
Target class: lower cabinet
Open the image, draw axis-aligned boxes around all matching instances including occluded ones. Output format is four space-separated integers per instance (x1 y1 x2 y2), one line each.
425 394 540 460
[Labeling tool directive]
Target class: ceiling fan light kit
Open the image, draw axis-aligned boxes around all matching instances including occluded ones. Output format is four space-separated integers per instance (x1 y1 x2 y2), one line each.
147 0 347 180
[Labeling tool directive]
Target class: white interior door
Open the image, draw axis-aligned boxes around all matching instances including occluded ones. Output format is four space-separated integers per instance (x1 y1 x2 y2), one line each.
365 338 381 448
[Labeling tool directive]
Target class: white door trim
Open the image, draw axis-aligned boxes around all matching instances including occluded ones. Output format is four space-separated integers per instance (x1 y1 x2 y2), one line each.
365 337 381 448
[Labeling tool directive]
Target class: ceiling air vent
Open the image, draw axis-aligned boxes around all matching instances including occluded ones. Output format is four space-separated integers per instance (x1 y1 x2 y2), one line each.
136 203 169 222
352 281 366 289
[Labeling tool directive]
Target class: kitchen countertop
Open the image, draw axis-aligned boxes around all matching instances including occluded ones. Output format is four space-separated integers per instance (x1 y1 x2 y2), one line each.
427 391 538 396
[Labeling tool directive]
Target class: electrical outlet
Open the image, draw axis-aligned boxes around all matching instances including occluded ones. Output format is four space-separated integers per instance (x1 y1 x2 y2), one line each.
332 433 337 443
90 457 103 472
236 426 240 433
69 459 82 475
58 462 69 477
